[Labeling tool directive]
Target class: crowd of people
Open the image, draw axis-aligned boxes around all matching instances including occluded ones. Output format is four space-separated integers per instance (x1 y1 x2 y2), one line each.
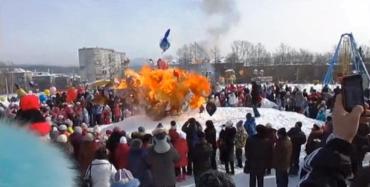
211 82 341 121
2 82 370 187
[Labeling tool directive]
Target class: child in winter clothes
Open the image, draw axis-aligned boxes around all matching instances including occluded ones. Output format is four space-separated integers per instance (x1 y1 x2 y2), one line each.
235 120 248 168
174 132 188 182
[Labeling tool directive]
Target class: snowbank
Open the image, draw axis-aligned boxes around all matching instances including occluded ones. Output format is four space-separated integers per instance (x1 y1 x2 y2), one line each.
99 107 323 136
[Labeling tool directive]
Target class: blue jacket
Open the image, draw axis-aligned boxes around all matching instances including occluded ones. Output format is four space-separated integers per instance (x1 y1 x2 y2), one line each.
244 118 257 136
127 149 152 187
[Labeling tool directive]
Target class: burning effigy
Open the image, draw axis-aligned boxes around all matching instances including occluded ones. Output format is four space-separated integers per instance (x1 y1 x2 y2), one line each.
115 65 211 120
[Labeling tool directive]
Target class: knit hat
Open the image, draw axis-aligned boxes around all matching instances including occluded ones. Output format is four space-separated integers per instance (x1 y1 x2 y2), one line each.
138 126 145 133
19 94 40 111
120 136 127 144
56 134 68 143
226 120 233 127
58 125 67 131
74 126 82 134
65 119 73 127
81 123 88 129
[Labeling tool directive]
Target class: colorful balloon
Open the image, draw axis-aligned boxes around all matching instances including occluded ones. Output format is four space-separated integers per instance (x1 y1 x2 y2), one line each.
44 89 50 96
159 29 171 52
50 86 57 95
66 87 77 103
39 94 47 104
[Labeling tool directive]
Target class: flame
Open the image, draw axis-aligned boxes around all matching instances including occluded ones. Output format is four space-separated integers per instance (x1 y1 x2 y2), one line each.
115 66 211 120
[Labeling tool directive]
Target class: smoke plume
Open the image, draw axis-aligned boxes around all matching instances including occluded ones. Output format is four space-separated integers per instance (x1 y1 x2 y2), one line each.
200 0 240 43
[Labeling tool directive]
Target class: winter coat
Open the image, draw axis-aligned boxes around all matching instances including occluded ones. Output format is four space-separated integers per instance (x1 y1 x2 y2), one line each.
192 140 212 177
273 136 292 170
168 129 178 144
299 138 352 187
245 134 270 174
114 143 130 169
145 146 179 187
219 126 236 162
174 138 188 167
244 118 257 136
235 128 248 149
84 159 117 187
204 127 217 149
78 141 100 174
69 132 83 159
287 127 307 147
306 129 323 155
182 121 202 149
128 149 152 187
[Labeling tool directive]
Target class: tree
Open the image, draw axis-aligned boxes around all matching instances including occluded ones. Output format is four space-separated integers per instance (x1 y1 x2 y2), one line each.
225 52 239 64
210 46 222 63
273 43 294 65
249 43 271 66
177 44 193 65
231 40 253 65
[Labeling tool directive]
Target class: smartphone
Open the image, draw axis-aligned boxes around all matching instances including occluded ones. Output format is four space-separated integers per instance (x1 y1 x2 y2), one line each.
342 74 365 112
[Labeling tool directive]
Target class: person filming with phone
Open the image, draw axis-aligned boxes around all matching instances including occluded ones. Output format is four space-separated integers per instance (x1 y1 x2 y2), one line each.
299 86 370 187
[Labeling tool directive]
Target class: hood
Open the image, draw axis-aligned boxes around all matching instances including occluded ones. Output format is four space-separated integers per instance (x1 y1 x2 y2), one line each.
153 137 170 154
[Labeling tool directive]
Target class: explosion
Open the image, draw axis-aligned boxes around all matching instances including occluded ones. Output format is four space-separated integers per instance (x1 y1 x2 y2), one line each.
115 66 211 120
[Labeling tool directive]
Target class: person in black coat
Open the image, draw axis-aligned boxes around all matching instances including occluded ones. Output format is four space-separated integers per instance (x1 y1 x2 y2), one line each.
245 125 270 187
204 120 217 170
287 121 307 175
192 132 212 186
182 118 203 175
220 121 237 175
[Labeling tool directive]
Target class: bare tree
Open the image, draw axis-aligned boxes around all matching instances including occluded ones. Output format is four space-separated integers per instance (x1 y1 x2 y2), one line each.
231 40 253 64
273 43 293 65
249 43 271 66
210 46 222 63
225 52 239 64
177 44 193 65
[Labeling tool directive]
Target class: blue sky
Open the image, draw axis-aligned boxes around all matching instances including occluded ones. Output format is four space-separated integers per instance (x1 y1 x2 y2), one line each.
1 0 370 65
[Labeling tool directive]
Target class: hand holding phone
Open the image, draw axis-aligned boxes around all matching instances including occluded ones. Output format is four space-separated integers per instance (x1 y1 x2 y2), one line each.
342 74 365 112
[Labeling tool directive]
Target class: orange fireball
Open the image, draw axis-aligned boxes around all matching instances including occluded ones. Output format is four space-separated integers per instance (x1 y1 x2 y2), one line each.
115 65 211 119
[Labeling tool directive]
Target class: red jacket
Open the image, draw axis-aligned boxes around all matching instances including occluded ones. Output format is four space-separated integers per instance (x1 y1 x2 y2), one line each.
114 143 130 169
169 129 179 144
174 138 188 167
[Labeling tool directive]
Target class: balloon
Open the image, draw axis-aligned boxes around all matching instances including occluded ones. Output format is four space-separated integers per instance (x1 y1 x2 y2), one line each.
50 87 57 95
66 87 77 103
44 89 50 96
159 29 171 52
206 101 217 116
39 94 47 104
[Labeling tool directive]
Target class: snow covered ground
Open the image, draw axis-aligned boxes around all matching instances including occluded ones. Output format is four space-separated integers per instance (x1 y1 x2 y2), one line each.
99 107 323 137
98 107 324 187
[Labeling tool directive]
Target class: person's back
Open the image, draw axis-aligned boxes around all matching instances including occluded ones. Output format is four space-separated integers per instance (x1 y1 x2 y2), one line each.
85 147 117 187
192 132 212 185
244 114 257 136
146 129 179 187
246 134 270 173
128 139 152 187
87 159 117 187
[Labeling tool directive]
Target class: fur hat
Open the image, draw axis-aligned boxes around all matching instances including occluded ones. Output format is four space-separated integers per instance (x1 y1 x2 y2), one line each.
56 134 68 143
58 125 67 131
152 127 166 136
226 120 233 127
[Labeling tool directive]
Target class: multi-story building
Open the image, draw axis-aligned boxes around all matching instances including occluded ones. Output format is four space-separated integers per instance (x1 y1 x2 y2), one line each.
78 47 129 82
